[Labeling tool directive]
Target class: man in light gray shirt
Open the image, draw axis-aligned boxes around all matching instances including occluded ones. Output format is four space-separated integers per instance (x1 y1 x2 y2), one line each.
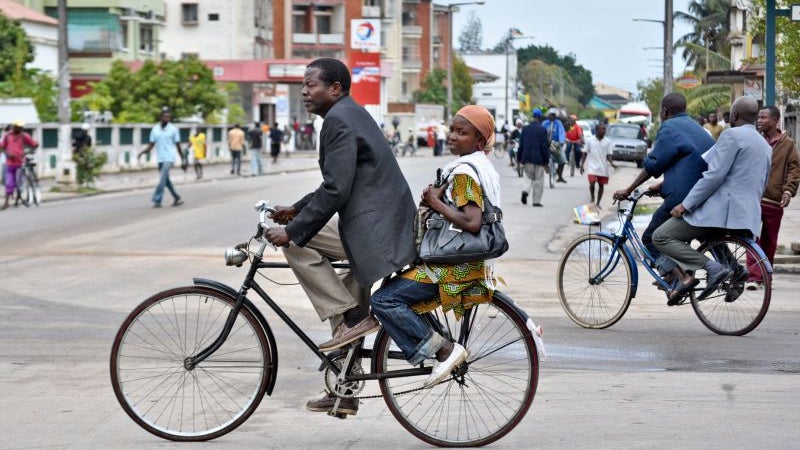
653 97 771 304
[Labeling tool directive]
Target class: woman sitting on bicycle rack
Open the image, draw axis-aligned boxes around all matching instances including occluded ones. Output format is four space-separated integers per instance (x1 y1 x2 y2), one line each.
371 105 502 387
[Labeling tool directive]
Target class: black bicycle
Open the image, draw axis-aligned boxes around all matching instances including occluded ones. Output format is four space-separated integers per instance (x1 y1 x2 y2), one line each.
14 152 41 207
110 201 542 447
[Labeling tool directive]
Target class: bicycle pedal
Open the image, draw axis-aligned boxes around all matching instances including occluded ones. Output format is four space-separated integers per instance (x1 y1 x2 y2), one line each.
327 411 348 420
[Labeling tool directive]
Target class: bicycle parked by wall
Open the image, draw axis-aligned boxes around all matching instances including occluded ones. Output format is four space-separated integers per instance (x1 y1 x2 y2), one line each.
556 190 772 336
110 201 542 446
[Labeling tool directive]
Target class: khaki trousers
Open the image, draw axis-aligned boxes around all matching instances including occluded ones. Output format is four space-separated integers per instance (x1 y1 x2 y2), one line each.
282 217 371 333
652 217 721 271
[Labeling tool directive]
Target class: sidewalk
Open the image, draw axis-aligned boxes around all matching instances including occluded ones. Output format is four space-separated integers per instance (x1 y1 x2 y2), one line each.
39 151 321 203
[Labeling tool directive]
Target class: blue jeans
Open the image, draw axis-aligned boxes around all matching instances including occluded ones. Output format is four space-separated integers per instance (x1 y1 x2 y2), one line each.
250 149 263 175
371 277 445 366
152 162 179 205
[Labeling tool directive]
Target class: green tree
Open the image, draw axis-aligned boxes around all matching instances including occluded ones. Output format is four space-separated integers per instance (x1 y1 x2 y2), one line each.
74 57 226 123
517 44 594 105
414 57 472 113
0 14 57 121
675 0 731 74
519 59 583 113
0 14 34 82
637 77 730 122
749 0 800 97
458 12 482 52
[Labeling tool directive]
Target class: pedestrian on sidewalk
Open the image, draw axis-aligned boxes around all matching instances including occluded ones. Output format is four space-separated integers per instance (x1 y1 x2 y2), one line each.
228 124 245 175
190 128 206 179
1 120 39 210
248 121 264 176
137 108 184 208
745 105 800 289
269 122 283 164
580 123 617 208
517 108 549 207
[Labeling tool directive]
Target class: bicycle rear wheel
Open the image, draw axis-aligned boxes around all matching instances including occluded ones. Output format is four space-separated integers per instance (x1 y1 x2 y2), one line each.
558 234 633 328
692 236 771 336
110 286 271 441
28 171 41 206
373 296 539 447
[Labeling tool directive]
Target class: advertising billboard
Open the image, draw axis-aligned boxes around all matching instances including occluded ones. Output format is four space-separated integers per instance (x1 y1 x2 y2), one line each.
350 52 381 106
350 19 381 50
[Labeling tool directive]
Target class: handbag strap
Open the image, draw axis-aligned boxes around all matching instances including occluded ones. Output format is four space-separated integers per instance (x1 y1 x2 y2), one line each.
444 161 503 224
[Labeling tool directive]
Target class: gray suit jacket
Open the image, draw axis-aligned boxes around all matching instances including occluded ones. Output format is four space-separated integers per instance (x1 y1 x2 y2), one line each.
683 124 771 236
286 95 417 286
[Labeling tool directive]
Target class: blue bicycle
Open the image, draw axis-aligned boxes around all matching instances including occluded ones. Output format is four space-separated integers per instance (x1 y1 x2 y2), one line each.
557 190 772 336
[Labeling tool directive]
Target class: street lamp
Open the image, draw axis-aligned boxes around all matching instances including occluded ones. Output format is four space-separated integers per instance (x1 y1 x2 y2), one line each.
633 0 673 96
503 28 533 126
446 1 484 120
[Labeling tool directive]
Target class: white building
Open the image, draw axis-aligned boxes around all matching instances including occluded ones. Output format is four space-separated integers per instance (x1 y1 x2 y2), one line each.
0 0 58 75
158 0 272 60
461 52 518 126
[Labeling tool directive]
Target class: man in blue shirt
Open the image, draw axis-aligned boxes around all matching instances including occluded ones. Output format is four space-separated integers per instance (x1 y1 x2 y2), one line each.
138 108 185 208
613 93 714 282
541 107 567 183
517 108 550 206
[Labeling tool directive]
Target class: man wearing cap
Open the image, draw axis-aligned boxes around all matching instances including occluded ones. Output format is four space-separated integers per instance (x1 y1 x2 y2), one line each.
72 123 93 155
517 108 549 206
137 108 184 208
1 121 39 210
542 108 567 183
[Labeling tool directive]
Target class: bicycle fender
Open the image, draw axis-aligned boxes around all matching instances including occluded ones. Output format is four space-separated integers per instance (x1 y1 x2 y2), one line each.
743 237 774 273
593 231 639 299
193 277 279 395
493 291 546 358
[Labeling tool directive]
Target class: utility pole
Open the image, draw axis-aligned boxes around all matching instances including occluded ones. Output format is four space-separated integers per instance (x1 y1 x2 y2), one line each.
664 0 674 95
56 0 76 188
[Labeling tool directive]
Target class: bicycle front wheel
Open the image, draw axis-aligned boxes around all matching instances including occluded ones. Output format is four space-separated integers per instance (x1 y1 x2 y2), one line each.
374 296 539 447
110 286 271 441
693 236 771 336
15 170 31 207
558 234 633 328
28 171 41 206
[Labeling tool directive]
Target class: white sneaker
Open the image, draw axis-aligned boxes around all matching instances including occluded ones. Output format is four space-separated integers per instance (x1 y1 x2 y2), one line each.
745 281 760 291
425 344 468 388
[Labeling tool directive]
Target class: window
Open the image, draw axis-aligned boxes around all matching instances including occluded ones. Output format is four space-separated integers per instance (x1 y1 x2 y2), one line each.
140 25 154 53
181 52 198 60
316 13 331 34
120 21 128 49
208 13 219 21
181 3 198 24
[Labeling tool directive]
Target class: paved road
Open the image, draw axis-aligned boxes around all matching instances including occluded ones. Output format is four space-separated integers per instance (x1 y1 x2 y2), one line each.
0 155 798 449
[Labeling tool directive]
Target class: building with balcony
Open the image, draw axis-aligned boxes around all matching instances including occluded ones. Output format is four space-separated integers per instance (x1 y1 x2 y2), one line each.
158 0 273 60
13 0 166 98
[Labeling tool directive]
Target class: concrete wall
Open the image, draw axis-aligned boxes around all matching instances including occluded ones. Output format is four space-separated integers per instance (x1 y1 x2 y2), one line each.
19 123 254 179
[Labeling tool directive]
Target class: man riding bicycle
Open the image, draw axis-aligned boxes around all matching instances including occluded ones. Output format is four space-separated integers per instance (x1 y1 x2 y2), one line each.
653 97 772 304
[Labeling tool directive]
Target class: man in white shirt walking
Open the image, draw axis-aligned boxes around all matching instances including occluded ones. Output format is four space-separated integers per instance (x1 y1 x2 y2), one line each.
580 123 617 208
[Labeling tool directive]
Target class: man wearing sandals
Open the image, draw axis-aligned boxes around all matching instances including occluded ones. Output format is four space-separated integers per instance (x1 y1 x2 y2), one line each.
653 97 771 305
264 58 417 417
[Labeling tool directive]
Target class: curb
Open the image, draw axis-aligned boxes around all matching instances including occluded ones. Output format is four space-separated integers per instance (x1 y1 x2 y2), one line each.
40 161 320 204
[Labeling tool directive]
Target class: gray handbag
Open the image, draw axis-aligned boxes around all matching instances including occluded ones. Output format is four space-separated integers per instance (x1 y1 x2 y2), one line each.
418 162 509 265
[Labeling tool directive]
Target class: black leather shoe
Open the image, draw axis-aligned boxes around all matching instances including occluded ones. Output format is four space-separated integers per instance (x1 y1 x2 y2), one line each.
521 191 528 205
305 392 358 415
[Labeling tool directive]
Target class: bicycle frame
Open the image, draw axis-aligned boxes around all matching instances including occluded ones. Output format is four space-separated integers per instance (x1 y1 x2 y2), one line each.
185 239 433 388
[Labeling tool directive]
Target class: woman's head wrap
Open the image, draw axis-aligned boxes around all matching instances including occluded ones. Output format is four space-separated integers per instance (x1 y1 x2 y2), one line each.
455 105 495 149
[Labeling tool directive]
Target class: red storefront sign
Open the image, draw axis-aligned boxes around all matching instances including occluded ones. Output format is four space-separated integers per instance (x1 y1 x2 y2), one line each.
349 52 381 106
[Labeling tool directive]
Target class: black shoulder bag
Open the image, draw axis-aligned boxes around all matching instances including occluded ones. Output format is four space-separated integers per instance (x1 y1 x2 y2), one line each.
417 162 509 265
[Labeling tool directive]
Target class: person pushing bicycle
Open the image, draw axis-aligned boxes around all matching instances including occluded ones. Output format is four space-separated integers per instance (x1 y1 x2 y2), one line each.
0 120 39 210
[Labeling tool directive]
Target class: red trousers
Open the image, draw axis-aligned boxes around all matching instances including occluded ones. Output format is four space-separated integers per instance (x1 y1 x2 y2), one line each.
747 201 784 282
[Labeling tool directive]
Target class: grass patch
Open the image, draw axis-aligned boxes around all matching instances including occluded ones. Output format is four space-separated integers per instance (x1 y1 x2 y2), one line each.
49 186 103 195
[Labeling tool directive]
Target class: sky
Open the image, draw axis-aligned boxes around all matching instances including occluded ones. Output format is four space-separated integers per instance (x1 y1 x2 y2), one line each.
450 0 695 95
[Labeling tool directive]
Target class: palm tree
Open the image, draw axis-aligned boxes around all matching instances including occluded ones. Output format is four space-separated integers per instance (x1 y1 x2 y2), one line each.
675 0 730 75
